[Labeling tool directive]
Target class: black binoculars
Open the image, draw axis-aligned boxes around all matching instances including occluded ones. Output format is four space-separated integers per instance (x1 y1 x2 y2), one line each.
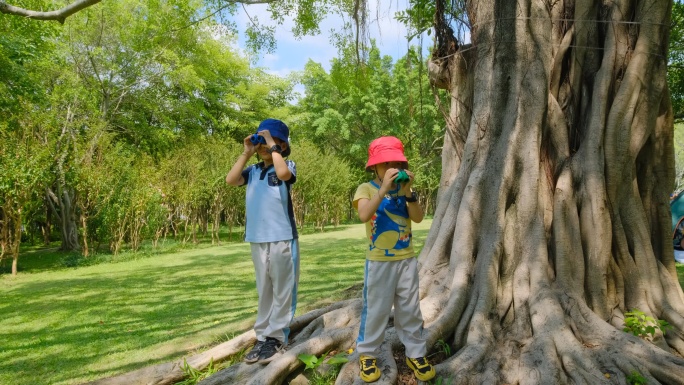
250 134 267 145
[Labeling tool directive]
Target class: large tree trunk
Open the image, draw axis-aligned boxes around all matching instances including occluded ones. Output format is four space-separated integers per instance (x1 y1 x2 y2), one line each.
84 0 684 384
418 0 684 382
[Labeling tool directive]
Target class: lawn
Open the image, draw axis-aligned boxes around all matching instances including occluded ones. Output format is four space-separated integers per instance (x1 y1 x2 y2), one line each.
0 220 431 385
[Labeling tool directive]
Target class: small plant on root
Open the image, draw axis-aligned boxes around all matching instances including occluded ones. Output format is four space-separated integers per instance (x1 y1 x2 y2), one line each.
298 351 349 385
623 309 672 340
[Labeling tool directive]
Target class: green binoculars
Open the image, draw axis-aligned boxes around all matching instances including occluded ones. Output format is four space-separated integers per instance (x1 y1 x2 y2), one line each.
395 170 410 184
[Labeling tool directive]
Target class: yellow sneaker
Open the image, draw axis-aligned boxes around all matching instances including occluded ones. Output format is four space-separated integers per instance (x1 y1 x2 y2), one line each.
406 356 435 381
359 355 381 382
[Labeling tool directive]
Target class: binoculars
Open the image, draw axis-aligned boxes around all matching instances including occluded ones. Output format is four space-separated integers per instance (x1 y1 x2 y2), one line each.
250 134 267 145
395 170 410 184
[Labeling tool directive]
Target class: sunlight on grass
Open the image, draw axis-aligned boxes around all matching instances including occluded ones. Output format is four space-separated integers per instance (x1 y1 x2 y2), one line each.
0 220 432 385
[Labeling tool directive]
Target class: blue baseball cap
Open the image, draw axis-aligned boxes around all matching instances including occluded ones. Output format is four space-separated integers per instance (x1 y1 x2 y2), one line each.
257 118 291 156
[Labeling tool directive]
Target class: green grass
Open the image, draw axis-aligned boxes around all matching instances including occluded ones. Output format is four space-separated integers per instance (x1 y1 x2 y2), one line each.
1 225 251 274
0 220 431 385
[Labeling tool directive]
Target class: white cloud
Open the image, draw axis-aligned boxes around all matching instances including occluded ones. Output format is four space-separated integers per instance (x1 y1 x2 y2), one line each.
263 67 298 78
262 53 280 66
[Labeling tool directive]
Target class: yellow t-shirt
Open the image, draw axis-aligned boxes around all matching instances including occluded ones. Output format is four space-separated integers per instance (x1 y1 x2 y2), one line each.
352 182 414 261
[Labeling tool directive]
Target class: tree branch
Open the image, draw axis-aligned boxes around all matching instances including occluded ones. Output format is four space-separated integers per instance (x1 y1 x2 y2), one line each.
0 0 102 23
0 0 277 23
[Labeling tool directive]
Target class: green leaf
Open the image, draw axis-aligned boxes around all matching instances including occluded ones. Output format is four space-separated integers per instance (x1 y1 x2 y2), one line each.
326 353 349 366
297 353 320 370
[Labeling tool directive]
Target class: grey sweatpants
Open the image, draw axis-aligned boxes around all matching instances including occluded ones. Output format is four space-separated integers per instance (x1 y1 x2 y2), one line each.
251 239 300 345
356 257 427 358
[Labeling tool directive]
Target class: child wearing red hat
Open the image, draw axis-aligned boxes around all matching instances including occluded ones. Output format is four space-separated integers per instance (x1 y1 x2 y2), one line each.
352 136 435 383
225 118 299 363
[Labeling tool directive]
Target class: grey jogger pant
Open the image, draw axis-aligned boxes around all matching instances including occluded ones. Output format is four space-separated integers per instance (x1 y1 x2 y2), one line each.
356 257 427 358
251 239 300 345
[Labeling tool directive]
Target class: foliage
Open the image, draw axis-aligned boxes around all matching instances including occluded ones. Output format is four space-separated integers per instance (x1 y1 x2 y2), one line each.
298 351 349 384
675 124 684 191
429 377 454 385
1 0 321 264
434 339 451 357
623 309 672 340
294 41 446 210
0 0 59 122
291 141 355 229
395 0 435 41
0 118 52 271
298 352 349 370
178 358 219 385
60 0 273 155
669 1 684 120
210 0 353 55
626 370 648 385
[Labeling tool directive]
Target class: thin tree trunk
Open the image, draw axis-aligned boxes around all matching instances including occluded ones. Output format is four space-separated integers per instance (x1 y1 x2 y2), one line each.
43 201 52 246
0 207 6 263
81 214 89 257
11 209 20 276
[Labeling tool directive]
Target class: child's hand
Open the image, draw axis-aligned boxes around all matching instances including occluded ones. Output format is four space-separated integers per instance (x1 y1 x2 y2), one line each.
381 168 399 193
242 135 256 155
399 170 415 194
257 130 276 147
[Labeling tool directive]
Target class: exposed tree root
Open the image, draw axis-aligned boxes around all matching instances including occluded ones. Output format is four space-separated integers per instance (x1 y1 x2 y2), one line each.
83 300 356 385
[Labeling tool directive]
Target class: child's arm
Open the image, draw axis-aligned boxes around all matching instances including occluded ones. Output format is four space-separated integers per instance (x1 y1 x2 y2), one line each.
225 135 256 186
259 130 292 181
356 169 397 222
400 170 424 223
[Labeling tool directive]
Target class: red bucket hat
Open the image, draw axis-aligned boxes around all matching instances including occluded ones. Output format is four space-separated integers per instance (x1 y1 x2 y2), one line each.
365 136 408 172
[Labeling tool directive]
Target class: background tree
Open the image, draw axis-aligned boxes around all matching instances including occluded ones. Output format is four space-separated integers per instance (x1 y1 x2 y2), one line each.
290 140 355 230
0 124 50 275
294 41 446 213
0 6 57 273
0 0 295 263
669 1 684 121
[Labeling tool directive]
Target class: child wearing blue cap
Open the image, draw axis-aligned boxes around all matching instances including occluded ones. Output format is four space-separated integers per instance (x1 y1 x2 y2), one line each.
225 118 299 363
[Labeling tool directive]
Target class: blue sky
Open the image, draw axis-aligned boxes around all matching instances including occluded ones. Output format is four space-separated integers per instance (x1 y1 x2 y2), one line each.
229 1 426 81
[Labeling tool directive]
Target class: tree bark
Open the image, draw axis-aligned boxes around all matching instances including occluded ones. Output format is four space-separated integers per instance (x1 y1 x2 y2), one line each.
10 208 20 276
81 214 89 257
417 0 684 383
81 0 684 384
46 186 80 252
0 207 6 264
1 203 23 276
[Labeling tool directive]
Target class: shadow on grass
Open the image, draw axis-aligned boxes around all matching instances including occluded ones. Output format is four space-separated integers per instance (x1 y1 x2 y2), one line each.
3 223 357 276
0 249 256 384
